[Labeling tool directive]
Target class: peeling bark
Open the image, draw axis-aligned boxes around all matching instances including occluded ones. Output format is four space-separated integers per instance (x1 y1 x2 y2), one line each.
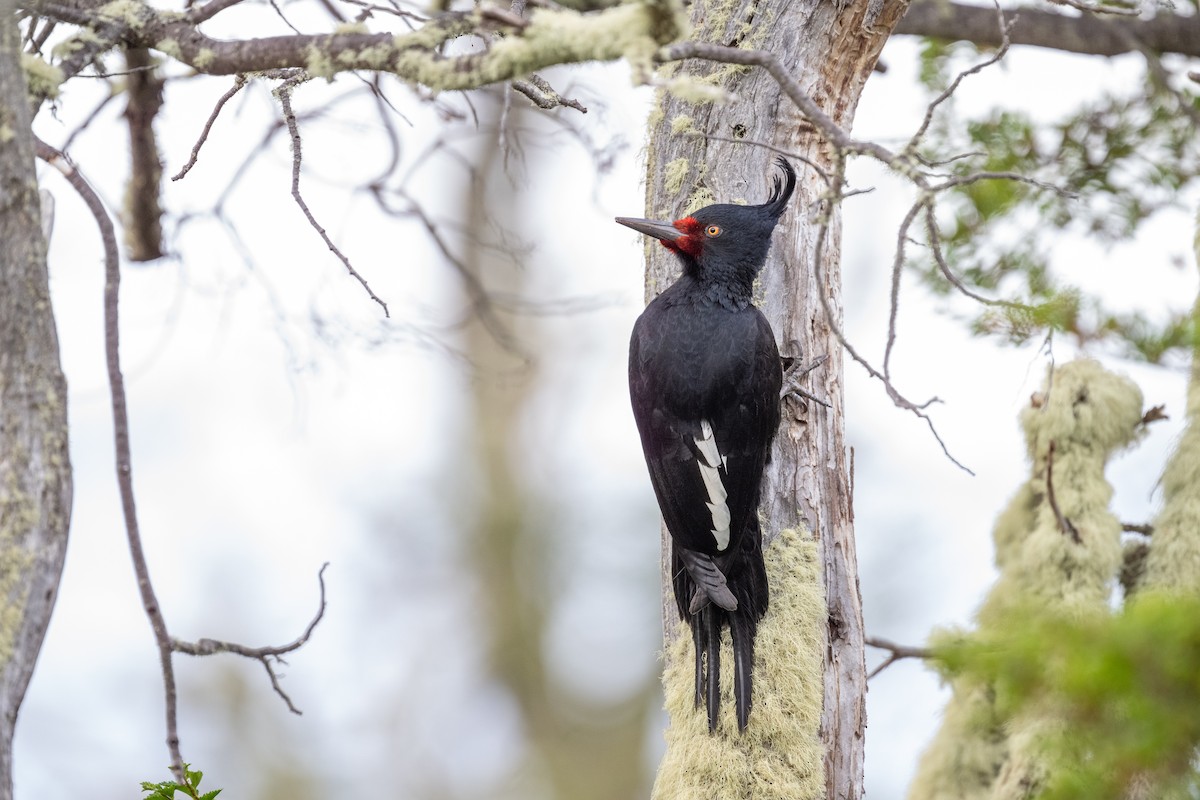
0 2 72 798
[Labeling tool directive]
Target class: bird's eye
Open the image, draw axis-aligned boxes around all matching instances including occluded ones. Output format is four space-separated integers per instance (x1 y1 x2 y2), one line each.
706 225 722 237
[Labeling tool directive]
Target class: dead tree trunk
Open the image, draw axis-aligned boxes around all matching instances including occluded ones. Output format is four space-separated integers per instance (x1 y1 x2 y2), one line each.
0 4 73 799
643 1 907 797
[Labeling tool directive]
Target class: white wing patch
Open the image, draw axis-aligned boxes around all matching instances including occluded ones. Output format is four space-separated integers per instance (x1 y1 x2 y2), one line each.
695 420 731 551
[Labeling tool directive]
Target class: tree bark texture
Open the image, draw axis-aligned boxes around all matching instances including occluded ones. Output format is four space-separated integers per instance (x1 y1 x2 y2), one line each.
0 4 72 799
643 1 907 797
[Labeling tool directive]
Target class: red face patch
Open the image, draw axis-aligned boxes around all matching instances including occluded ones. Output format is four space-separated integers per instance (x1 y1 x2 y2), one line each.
662 216 703 258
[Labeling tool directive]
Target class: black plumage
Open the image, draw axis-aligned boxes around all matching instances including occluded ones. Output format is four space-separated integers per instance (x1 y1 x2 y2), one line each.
619 159 796 731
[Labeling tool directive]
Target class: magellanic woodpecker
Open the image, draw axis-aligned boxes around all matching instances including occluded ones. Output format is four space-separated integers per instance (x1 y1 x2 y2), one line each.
620 158 796 731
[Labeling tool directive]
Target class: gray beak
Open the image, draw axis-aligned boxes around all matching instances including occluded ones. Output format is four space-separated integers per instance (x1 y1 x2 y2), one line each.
615 216 683 242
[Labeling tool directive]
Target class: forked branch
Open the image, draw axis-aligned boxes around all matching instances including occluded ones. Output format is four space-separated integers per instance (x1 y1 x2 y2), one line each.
34 136 331 782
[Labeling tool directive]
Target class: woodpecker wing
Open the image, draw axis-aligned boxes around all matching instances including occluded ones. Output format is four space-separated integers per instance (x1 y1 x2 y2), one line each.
628 294 782 562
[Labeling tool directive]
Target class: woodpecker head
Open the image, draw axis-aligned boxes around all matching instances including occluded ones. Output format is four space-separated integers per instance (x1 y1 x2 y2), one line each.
616 158 796 297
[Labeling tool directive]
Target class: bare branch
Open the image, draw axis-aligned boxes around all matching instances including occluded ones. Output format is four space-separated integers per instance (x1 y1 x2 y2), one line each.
61 84 117 152
882 200 925 383
275 77 391 316
895 0 1200 57
173 564 330 715
865 636 933 679
511 74 587 112
172 74 248 181
186 0 247 23
810 154 975 475
122 46 165 261
1140 404 1168 426
1043 0 1138 18
29 0 683 91
906 1 1012 152
34 136 186 782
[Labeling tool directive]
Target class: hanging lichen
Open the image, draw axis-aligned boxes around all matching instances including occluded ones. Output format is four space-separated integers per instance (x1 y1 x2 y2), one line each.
1138 221 1200 594
908 358 1145 800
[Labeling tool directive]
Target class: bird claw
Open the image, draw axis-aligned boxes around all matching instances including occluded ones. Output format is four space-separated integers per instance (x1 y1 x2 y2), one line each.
780 353 831 407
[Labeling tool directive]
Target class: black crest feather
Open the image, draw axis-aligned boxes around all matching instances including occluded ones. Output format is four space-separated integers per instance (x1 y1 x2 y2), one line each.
760 157 796 219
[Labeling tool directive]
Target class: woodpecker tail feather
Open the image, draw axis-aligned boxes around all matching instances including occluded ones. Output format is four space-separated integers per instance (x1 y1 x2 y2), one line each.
729 603 755 730
672 523 768 731
704 604 722 731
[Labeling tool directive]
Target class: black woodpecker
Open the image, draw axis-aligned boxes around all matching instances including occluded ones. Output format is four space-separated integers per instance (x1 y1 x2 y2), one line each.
619 158 796 732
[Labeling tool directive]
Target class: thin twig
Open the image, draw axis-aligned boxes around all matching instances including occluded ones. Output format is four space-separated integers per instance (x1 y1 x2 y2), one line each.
1045 440 1081 544
1046 0 1139 16
882 200 926 382
1140 405 1168 426
812 153 974 474
511 75 587 112
865 636 932 679
61 86 118 153
173 563 330 714
172 74 248 181
693 132 831 186
34 136 186 782
906 1 1013 151
187 0 248 23
335 0 428 21
275 77 390 316
1122 522 1153 536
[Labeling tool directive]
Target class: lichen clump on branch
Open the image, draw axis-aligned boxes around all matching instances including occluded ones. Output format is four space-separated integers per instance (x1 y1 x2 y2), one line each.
386 0 687 91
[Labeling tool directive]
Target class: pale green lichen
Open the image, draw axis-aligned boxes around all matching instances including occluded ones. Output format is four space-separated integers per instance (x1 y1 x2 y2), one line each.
683 185 714 215
663 75 730 105
653 528 825 799
908 359 1145 800
193 48 217 70
670 114 695 135
306 43 338 80
154 39 182 60
0 125 13 144
20 54 63 100
663 158 690 195
751 274 765 308
334 21 370 34
1139 241 1200 593
337 42 396 70
978 359 1143 624
392 1 685 91
96 0 150 29
51 28 104 59
907 627 1010 800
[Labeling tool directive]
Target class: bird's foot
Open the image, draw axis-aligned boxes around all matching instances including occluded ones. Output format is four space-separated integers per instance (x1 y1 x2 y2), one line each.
780 353 831 408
